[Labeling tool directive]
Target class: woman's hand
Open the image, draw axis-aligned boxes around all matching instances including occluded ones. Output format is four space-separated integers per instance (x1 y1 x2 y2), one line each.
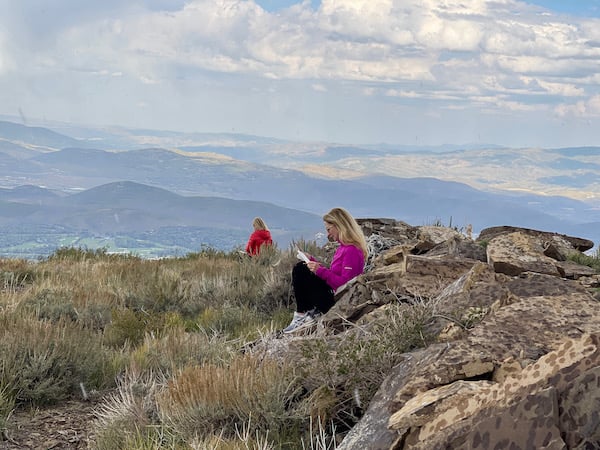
306 261 320 273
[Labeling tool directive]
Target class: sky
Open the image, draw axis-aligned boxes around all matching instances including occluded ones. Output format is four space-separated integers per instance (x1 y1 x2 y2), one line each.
0 0 599 148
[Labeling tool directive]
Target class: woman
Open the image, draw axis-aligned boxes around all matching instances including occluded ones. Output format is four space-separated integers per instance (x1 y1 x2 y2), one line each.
283 207 367 333
245 217 273 256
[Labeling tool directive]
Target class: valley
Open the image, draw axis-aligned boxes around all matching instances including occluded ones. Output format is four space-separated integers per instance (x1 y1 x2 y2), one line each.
1 118 599 259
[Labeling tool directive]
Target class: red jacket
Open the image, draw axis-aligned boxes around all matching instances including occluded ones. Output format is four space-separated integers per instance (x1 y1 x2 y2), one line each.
245 229 273 256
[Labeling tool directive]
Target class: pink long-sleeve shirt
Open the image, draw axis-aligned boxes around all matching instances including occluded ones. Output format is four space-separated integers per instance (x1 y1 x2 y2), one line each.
315 243 365 292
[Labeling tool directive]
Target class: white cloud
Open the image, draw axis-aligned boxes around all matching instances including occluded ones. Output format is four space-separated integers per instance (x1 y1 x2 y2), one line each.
0 32 13 75
529 78 585 97
11 0 599 86
555 95 600 118
1 0 599 145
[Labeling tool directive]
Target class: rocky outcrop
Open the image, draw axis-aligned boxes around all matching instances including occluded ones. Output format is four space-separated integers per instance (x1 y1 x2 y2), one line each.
282 220 600 449
477 225 594 253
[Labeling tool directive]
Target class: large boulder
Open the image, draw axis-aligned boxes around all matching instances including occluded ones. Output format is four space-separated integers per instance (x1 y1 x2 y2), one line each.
389 334 600 449
477 225 594 253
485 230 597 279
267 221 599 449
322 255 477 331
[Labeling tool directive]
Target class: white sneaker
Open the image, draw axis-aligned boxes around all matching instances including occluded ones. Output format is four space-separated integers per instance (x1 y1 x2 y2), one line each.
283 311 315 334
307 308 322 320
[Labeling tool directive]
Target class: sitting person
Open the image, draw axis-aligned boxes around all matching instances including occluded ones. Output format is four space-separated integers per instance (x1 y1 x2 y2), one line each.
283 207 367 333
245 217 273 256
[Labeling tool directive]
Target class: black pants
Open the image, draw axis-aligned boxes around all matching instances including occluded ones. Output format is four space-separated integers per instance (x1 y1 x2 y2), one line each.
292 262 335 314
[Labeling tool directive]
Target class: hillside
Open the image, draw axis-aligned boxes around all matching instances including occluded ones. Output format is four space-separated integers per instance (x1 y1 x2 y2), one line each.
0 119 598 258
0 120 83 150
0 181 323 258
1 219 598 448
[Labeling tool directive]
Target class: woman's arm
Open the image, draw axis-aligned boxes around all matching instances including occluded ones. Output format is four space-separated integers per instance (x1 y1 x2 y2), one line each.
245 231 259 255
315 245 364 291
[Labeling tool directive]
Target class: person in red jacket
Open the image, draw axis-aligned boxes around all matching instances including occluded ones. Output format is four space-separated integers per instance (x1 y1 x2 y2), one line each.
245 217 273 256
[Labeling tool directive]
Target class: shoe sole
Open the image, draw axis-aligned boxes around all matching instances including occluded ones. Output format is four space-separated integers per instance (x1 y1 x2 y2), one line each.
283 318 317 334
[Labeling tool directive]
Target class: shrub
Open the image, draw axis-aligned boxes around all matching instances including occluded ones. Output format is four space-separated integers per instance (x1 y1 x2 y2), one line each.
130 325 237 376
251 242 281 267
46 246 143 263
17 288 78 322
93 369 168 450
157 354 303 444
295 301 435 433
568 247 600 272
104 308 170 348
196 305 273 340
0 312 117 405
1 244 377 447
0 384 14 437
0 258 36 293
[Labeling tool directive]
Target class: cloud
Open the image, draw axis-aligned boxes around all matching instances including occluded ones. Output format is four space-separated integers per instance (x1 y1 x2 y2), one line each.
0 31 14 75
555 95 600 118
1 0 599 144
6 1 599 82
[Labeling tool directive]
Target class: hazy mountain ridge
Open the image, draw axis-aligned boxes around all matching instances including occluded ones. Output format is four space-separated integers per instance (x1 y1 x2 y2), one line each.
0 119 598 258
0 181 324 258
0 120 84 150
327 147 600 205
0 181 322 231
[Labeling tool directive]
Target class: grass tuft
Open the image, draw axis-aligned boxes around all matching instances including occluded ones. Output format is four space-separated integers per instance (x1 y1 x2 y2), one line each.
158 354 302 443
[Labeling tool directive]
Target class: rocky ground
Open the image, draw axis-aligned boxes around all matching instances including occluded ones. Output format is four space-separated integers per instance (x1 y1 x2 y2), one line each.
1 399 99 449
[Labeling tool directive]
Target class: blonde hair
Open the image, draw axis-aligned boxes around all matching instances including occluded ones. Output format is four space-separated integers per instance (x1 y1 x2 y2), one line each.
253 217 269 231
323 207 368 258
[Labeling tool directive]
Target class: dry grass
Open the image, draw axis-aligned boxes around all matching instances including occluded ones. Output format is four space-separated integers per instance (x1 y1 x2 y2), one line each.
0 247 310 447
0 310 117 405
294 301 437 432
158 354 302 442
0 240 455 448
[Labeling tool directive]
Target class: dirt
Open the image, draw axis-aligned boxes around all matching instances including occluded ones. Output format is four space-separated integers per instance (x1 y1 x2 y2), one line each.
1 399 100 450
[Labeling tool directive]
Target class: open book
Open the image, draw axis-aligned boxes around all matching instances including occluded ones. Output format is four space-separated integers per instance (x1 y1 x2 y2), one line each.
296 248 310 263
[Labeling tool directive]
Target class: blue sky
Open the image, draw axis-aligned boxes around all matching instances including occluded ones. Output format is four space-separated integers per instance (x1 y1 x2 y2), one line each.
258 1 600 17
0 0 599 147
525 0 600 17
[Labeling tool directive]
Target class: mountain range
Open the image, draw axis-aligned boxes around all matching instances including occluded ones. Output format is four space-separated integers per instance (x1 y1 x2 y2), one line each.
0 118 598 258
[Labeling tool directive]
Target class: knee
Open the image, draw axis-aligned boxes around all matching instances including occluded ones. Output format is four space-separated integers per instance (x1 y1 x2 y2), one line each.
292 261 308 275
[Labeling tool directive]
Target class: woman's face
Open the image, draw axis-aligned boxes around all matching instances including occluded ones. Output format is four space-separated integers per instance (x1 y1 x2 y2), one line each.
325 222 339 242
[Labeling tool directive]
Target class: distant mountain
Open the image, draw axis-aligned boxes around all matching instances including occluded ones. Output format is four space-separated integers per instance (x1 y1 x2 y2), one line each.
0 151 46 174
0 180 323 234
3 144 600 245
0 185 62 203
22 146 563 232
180 144 387 164
0 121 83 150
0 119 599 257
0 140 40 159
0 181 326 258
548 147 600 157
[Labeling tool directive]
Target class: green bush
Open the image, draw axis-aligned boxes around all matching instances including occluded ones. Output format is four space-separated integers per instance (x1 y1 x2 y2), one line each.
157 355 303 445
0 312 118 405
0 258 37 291
17 288 78 322
295 302 435 432
1 242 441 447
104 308 170 348
568 248 600 272
0 384 15 436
